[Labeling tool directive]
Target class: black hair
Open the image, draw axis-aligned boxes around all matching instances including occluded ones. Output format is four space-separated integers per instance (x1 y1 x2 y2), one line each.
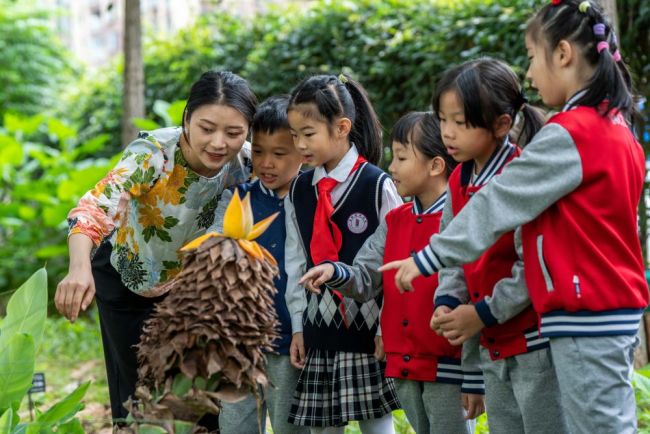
287 74 382 165
251 95 290 135
433 57 545 147
391 111 458 178
182 70 258 142
526 0 636 120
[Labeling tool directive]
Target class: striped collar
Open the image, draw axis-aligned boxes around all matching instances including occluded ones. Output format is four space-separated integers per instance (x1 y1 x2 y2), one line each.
257 179 279 198
412 192 447 215
462 139 516 187
562 89 587 112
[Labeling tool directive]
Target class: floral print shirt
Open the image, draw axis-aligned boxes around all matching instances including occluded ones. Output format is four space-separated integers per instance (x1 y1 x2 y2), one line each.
68 127 252 294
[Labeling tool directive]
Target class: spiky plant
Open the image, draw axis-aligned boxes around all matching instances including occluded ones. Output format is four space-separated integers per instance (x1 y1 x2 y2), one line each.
127 191 281 430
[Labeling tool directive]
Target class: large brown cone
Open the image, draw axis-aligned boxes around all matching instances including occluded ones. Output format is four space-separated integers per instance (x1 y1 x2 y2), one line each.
130 235 280 426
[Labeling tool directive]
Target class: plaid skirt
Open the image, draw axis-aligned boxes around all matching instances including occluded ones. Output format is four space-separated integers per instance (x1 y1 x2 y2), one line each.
288 348 401 427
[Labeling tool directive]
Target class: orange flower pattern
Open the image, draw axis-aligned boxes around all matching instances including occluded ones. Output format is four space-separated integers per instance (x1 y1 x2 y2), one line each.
67 127 252 293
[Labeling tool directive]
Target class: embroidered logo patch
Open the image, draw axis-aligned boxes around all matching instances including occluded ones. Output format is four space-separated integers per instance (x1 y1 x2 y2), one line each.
347 212 368 234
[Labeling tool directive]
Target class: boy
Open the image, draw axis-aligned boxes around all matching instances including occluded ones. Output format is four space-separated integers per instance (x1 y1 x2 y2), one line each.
209 95 307 434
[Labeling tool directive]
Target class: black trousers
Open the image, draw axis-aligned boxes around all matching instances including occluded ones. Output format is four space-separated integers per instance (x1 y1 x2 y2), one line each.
92 242 219 430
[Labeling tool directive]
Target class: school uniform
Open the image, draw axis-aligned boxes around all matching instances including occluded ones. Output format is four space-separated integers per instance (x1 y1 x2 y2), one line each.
434 142 568 434
208 180 308 434
413 94 649 434
284 145 402 427
324 194 477 434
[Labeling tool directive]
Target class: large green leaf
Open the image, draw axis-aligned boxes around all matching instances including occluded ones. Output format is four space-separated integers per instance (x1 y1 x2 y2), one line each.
0 409 12 434
53 419 85 434
0 269 47 352
0 333 35 412
27 381 90 432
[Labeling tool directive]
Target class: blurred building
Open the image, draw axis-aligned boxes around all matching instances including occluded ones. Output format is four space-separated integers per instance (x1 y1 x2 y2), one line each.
45 0 299 68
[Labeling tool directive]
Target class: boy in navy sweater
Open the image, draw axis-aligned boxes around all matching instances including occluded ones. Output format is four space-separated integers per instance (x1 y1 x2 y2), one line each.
208 96 307 434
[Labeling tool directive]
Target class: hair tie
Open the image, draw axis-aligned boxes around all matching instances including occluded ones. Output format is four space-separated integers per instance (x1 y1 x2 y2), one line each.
517 90 529 109
578 1 590 13
597 41 610 53
550 0 562 5
338 73 349 84
593 23 606 37
612 49 622 62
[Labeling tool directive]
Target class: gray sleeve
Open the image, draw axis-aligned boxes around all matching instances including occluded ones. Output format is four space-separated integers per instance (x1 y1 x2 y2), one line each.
326 218 387 303
414 123 583 275
435 189 470 306
461 333 485 394
205 188 233 233
283 195 308 334
476 227 531 326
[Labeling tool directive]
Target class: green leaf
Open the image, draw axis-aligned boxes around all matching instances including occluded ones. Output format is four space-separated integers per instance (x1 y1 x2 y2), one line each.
174 421 195 434
168 100 187 126
35 244 68 259
0 269 47 352
0 135 24 167
0 334 35 412
46 119 75 141
136 426 167 434
0 409 13 434
132 118 161 131
32 381 89 428
52 418 85 434
172 373 192 396
152 100 172 127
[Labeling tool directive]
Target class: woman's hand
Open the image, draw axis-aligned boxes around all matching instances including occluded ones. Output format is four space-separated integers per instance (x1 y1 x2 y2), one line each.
299 263 335 294
378 257 421 292
55 263 95 322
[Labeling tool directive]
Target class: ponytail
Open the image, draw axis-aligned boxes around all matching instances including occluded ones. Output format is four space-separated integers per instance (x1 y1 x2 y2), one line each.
526 0 637 121
516 104 545 147
340 74 382 165
288 74 382 165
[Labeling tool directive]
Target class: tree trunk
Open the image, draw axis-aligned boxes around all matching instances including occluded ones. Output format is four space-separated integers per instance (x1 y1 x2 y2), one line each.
122 0 145 147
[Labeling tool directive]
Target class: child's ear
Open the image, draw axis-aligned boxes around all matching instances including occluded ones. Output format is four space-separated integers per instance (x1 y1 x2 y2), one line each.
429 156 446 177
493 114 513 140
335 117 353 138
555 39 575 68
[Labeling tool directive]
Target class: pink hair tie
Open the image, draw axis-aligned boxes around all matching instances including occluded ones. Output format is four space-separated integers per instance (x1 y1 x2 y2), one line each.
612 49 622 62
596 41 609 53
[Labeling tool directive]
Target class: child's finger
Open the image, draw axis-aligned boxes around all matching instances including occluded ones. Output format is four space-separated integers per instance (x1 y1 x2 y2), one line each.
299 269 319 285
378 260 402 272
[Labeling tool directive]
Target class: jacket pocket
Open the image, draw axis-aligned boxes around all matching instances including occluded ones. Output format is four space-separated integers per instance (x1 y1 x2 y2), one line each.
536 235 554 292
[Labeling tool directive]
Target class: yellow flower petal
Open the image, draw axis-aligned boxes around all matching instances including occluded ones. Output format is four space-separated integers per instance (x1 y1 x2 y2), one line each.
222 190 246 239
246 212 279 241
241 192 254 235
238 239 264 260
180 232 219 251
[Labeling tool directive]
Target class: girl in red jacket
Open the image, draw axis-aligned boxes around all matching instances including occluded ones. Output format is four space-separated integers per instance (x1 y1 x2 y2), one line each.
300 112 483 434
429 57 569 434
384 2 647 433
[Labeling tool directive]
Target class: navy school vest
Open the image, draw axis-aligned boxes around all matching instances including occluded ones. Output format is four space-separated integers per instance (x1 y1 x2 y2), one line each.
290 162 389 354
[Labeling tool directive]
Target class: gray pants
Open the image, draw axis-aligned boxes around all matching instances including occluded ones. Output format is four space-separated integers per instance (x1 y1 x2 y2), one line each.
220 354 308 434
393 379 473 434
550 335 638 434
480 347 569 434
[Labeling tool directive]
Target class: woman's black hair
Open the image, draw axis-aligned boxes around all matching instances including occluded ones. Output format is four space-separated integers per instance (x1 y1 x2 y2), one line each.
287 74 382 165
526 0 636 120
182 70 258 142
391 111 458 178
433 57 545 147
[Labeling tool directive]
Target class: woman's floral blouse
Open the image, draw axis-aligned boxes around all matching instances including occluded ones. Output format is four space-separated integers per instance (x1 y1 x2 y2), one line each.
68 127 252 294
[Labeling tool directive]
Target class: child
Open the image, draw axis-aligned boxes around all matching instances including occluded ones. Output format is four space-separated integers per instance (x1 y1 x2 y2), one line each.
382 2 648 433
208 96 308 434
55 71 256 428
427 57 569 434
299 112 483 434
284 74 403 433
